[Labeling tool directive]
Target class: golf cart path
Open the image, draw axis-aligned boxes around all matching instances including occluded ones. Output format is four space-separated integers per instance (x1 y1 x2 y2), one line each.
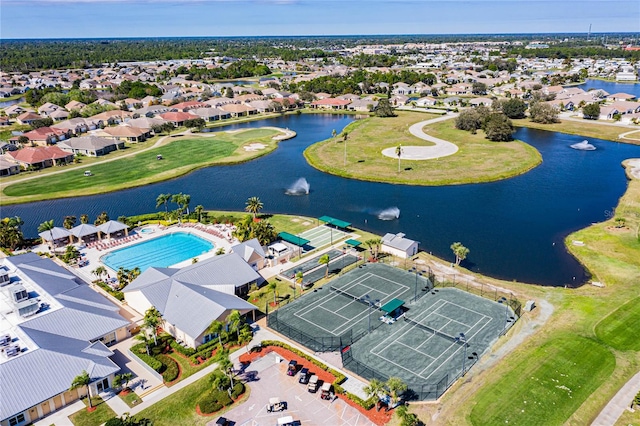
381 113 459 160
591 371 640 426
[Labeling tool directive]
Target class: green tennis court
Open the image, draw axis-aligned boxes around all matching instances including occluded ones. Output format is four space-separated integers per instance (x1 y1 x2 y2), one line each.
297 225 351 250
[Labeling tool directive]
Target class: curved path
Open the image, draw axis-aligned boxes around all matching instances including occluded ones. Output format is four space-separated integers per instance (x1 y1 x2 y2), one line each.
591 371 640 426
381 113 459 160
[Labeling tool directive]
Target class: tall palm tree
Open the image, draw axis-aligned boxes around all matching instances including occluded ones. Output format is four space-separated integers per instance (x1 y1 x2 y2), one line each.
268 281 278 306
385 377 408 406
63 215 77 230
363 378 386 411
70 370 93 409
156 193 172 216
208 320 224 346
245 196 264 219
225 310 242 340
216 348 235 388
80 214 89 224
143 306 162 346
395 144 403 172
182 194 191 215
318 254 330 278
239 327 253 353
194 205 204 223
92 266 107 281
38 219 55 250
134 331 151 356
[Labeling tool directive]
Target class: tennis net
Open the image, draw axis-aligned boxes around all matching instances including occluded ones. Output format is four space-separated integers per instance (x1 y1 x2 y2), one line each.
330 286 371 308
404 317 461 344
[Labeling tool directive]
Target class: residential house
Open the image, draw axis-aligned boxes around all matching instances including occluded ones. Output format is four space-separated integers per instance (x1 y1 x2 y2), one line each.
171 101 209 112
123 253 259 349
158 111 194 126
469 97 493 107
16 112 43 126
0 155 20 176
414 96 437 107
65 100 86 111
389 94 409 106
101 126 150 143
381 232 419 259
0 253 131 426
607 92 637 102
89 110 133 125
37 102 64 117
220 103 257 117
125 116 166 130
57 136 124 156
189 107 230 122
4 105 31 117
310 98 351 110
52 117 102 136
7 146 74 169
392 82 412 95
546 99 574 111
48 109 70 122
347 98 378 112
12 127 71 146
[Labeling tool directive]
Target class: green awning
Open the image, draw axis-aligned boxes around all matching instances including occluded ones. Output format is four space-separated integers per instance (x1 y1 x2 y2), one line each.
380 298 404 314
345 239 362 247
318 215 351 229
278 232 310 246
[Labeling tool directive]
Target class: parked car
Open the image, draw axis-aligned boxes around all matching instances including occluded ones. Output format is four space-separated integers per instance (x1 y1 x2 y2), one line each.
287 360 298 376
298 367 310 384
308 375 319 392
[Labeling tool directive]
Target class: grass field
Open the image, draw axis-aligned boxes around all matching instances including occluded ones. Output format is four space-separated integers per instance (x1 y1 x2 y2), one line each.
595 296 640 351
304 111 542 186
469 335 616 426
1 128 281 205
70 397 116 426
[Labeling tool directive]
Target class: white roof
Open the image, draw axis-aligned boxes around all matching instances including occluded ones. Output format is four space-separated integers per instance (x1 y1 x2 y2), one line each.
97 220 128 235
70 223 100 238
38 227 72 241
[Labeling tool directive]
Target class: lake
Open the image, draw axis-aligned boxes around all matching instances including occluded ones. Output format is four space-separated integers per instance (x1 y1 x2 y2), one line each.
575 79 640 97
3 113 640 287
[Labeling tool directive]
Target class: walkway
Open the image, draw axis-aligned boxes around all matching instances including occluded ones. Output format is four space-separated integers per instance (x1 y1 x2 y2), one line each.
381 113 459 160
591 371 640 426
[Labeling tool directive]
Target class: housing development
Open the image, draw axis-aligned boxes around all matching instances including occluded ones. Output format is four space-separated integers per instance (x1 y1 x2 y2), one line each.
0 30 639 426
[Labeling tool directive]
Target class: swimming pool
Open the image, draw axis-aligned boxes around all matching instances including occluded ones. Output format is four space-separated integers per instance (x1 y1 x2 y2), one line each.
102 232 214 272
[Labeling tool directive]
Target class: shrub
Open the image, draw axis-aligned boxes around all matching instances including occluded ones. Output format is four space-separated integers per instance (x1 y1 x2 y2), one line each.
157 354 179 382
136 353 163 373
170 340 196 356
231 381 245 399
198 391 223 414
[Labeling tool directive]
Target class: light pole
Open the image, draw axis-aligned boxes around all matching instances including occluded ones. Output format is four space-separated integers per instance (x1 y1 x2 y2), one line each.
363 294 380 332
410 267 427 302
342 246 347 274
457 332 468 376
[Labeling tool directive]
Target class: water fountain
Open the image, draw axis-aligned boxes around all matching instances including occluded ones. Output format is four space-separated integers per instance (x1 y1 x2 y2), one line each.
285 178 310 195
570 140 596 151
377 207 400 220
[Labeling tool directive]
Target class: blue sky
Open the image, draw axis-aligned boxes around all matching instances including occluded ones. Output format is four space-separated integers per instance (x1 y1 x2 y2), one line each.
2 0 639 39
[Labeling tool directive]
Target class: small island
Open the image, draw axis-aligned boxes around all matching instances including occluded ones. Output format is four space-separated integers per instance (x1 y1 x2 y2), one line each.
304 111 542 186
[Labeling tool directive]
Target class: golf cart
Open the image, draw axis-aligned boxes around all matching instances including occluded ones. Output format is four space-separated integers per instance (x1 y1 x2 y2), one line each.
307 375 319 392
267 397 285 413
277 416 295 426
287 360 298 376
298 367 310 384
320 382 332 400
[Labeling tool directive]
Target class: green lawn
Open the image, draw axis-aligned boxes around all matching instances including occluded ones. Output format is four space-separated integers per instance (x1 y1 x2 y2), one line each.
69 397 116 426
304 111 542 186
119 391 142 408
168 350 218 382
595 297 640 351
206 211 318 236
133 372 249 426
469 335 616 426
513 118 635 144
1 128 281 205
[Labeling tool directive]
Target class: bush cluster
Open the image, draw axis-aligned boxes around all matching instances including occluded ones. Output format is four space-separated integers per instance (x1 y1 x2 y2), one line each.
169 340 196 357
189 340 220 364
135 352 163 373
96 281 124 301
198 383 245 414
157 354 179 382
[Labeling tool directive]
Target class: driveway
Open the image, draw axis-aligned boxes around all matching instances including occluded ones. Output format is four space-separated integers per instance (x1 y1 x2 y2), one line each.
210 352 376 426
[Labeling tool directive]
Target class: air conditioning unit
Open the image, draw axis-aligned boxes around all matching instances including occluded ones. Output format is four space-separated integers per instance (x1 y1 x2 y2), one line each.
0 334 10 346
5 344 20 357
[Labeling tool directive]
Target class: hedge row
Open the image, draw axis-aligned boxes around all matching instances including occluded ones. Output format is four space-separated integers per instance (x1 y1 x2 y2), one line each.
169 340 196 357
136 352 163 373
189 340 222 364
157 354 179 382
198 382 244 414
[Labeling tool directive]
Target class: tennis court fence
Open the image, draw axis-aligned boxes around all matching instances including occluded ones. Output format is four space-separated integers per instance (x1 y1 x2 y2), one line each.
341 346 464 401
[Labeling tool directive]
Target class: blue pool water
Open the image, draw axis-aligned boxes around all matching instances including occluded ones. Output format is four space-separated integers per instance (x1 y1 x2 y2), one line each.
102 232 214 272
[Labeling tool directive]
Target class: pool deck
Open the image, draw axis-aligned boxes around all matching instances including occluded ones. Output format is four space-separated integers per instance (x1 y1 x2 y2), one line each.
35 223 240 290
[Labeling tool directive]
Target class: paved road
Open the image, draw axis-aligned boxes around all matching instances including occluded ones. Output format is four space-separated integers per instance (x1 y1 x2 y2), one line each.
381 114 459 160
591 371 640 426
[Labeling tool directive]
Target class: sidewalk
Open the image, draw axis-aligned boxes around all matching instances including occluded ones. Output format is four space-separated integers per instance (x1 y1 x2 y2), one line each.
591 371 640 426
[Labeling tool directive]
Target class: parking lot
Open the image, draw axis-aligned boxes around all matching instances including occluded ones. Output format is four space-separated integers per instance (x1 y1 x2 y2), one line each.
210 352 376 426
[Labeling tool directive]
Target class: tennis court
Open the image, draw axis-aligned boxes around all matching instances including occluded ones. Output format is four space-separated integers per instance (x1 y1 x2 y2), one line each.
269 264 433 346
343 287 512 397
297 225 351 251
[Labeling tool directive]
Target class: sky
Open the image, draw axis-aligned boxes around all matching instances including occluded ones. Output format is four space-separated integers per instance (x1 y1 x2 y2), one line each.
1 0 639 39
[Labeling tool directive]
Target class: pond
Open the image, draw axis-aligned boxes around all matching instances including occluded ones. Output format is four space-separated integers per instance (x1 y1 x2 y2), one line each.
574 79 640 97
4 114 640 287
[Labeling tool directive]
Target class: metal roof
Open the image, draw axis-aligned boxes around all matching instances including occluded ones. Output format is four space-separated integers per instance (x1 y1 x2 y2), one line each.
70 223 100 238
38 226 72 241
97 220 128 235
278 232 310 246
381 233 419 251
318 216 351 229
380 298 405 314
345 239 362 247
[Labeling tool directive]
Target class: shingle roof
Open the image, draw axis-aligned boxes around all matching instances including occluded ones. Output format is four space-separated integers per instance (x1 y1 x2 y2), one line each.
58 136 117 151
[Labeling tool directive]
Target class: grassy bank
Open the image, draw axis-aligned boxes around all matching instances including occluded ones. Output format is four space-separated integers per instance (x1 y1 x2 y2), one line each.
513 117 639 144
304 111 542 186
1 128 283 205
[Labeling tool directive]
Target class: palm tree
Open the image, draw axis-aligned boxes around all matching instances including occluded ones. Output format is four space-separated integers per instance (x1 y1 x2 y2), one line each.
182 194 191 215
363 378 386 411
135 331 151 356
208 320 224 346
143 306 162 346
364 238 382 261
239 327 253 352
226 310 242 340
38 219 55 251
216 348 235 388
396 144 403 172
450 242 470 266
194 205 204 223
318 254 330 278
80 214 89 224
70 370 93 409
63 215 77 230
268 281 278 306
92 266 107 281
245 196 264 219
385 377 408 407
156 193 172 216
